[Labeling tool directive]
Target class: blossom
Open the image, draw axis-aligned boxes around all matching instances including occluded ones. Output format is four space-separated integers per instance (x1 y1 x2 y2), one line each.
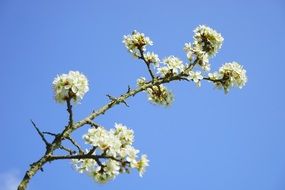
73 156 97 174
188 71 203 87
52 71 89 103
146 84 173 106
184 43 210 71
75 123 149 184
112 123 134 146
123 30 153 57
137 77 147 87
135 154 149 177
193 25 224 57
143 52 160 66
120 145 139 164
208 62 247 93
91 163 117 184
157 56 184 77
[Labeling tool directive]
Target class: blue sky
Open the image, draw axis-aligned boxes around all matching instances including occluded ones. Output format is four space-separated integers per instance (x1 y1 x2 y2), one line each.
1 0 285 189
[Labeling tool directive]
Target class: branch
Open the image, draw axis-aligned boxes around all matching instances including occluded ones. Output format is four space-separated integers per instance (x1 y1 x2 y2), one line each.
30 120 49 148
49 153 123 164
42 131 57 137
85 120 101 128
65 136 84 154
66 98 73 127
59 145 76 155
18 63 195 190
138 48 155 79
107 94 129 107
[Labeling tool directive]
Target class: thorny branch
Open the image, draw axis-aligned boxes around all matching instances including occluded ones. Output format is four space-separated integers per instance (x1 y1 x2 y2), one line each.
65 136 84 154
18 57 217 190
31 120 50 148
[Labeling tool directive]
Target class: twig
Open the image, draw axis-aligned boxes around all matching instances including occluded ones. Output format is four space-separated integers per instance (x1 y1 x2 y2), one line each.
66 98 73 127
85 120 101 128
59 145 76 155
87 146 96 155
107 94 129 107
30 120 49 147
42 131 58 137
138 48 155 79
65 136 84 154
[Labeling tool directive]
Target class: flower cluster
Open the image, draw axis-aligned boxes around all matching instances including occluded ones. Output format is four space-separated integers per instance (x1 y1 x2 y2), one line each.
123 26 247 105
184 25 223 71
193 25 224 57
184 44 210 71
146 85 173 106
157 56 184 77
144 52 160 66
73 123 149 184
137 77 173 106
208 62 247 93
52 71 89 103
123 30 153 57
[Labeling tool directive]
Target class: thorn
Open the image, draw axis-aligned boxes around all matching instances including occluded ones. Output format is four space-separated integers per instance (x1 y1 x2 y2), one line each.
106 94 117 101
122 100 129 107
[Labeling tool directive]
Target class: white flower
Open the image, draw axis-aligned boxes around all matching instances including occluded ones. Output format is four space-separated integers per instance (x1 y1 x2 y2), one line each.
104 160 120 176
52 71 89 103
209 62 247 93
156 67 170 77
146 84 174 106
78 123 149 183
123 30 153 57
112 123 134 146
83 127 109 150
137 77 147 87
183 43 210 71
134 154 149 177
73 158 96 174
157 56 184 77
193 25 224 57
119 145 139 164
91 169 114 184
188 71 203 87
183 42 192 52
143 52 160 66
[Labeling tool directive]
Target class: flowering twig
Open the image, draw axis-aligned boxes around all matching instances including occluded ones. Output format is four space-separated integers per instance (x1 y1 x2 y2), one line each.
18 25 247 190
138 48 155 79
17 73 188 190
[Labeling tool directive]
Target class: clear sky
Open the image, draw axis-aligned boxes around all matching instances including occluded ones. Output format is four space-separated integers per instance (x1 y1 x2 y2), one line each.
1 0 285 190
